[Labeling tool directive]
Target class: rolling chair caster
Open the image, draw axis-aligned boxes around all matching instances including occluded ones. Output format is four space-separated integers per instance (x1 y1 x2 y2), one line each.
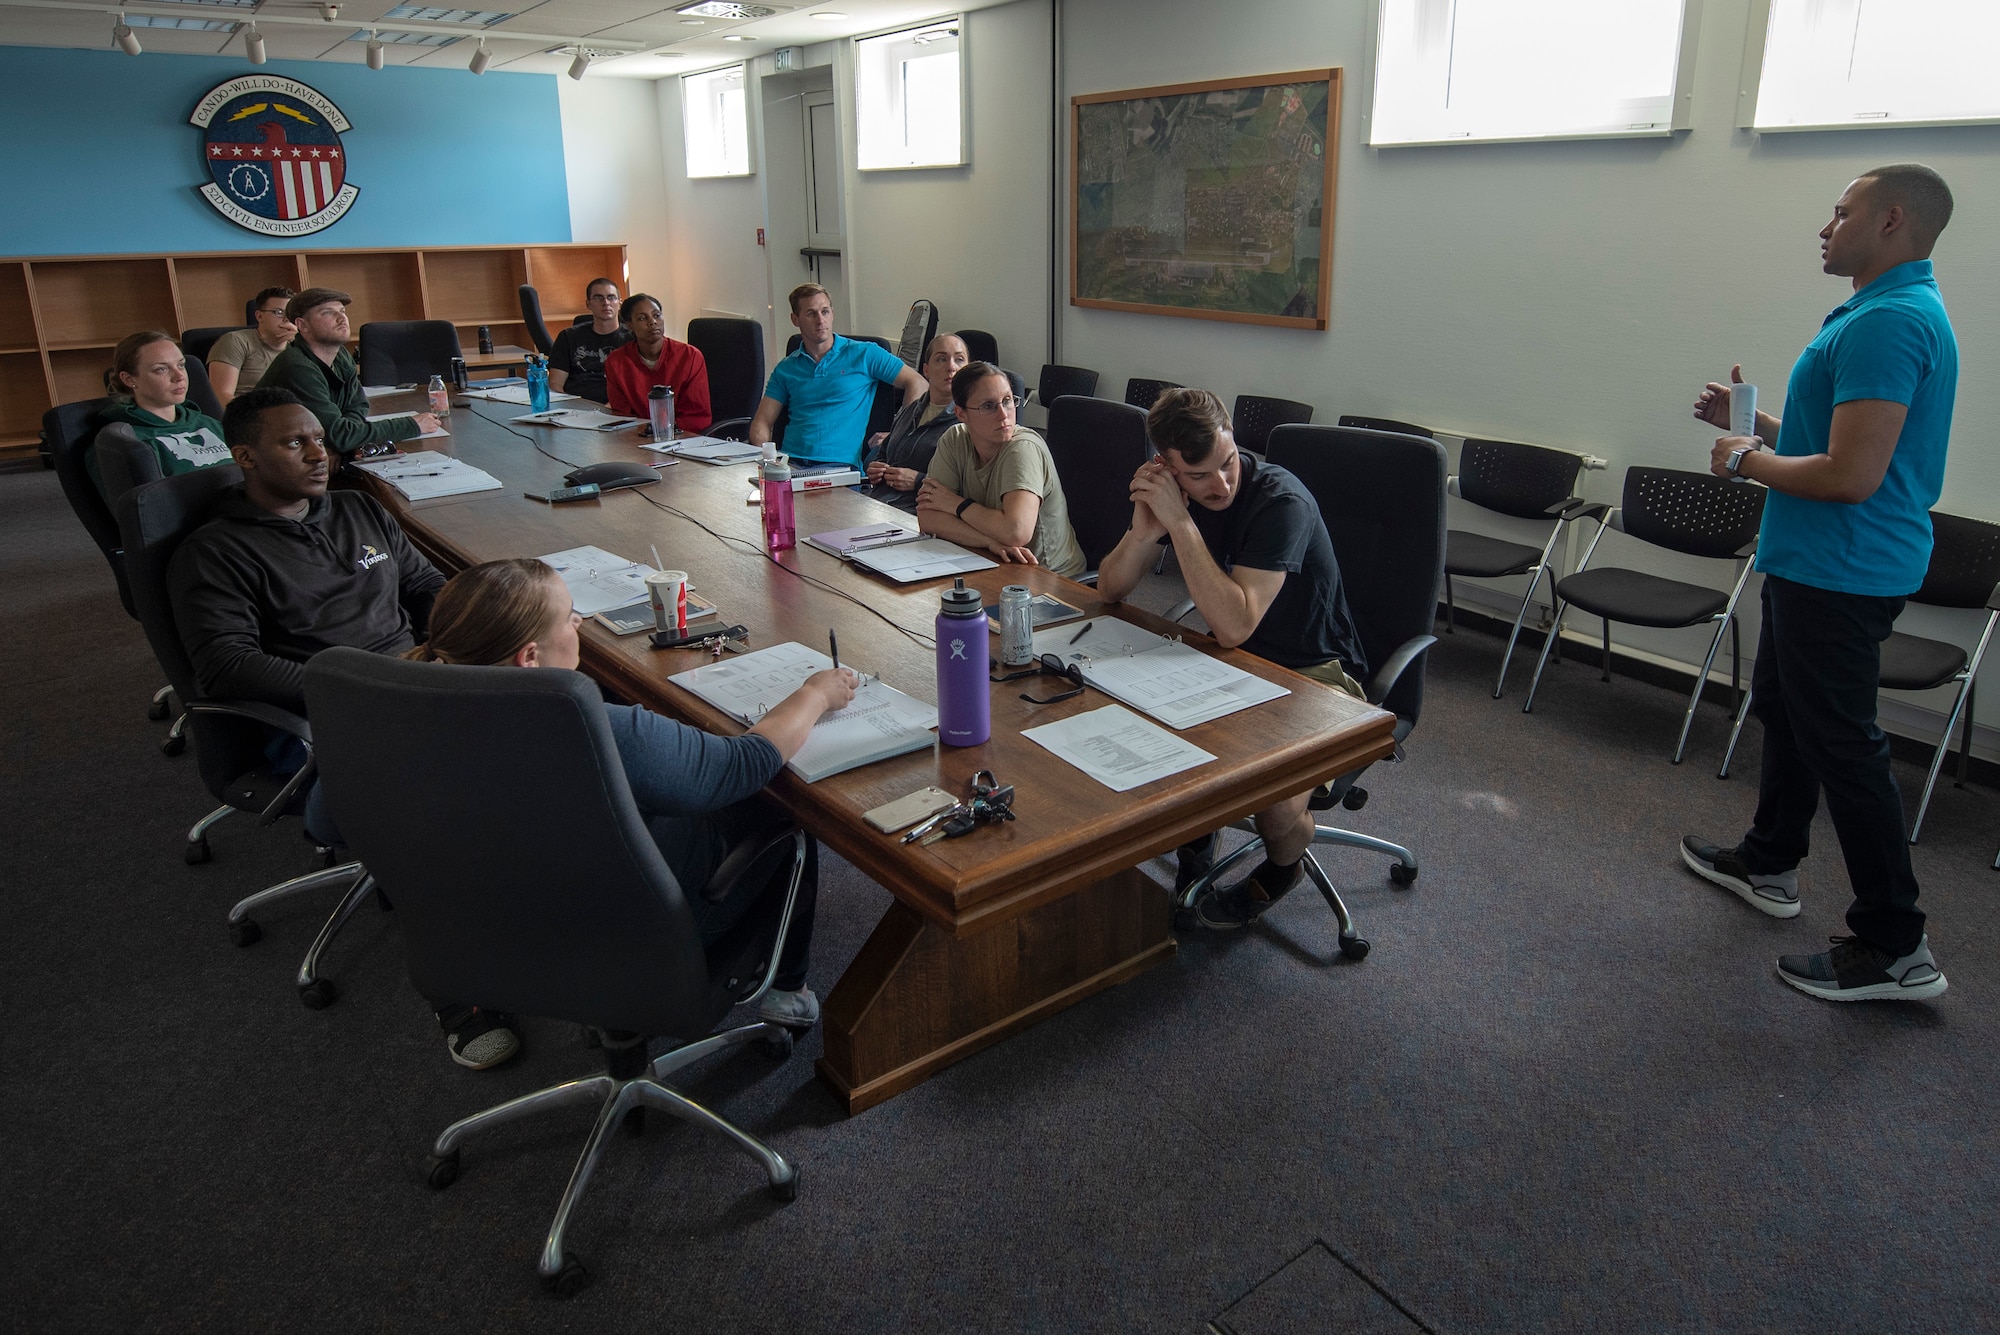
146 694 172 722
543 1252 591 1299
185 837 211 865
161 732 186 758
1342 787 1369 811
298 978 337 1009
229 917 261 947
426 1151 459 1190
1388 863 1418 887
1339 935 1371 960
770 1165 799 1203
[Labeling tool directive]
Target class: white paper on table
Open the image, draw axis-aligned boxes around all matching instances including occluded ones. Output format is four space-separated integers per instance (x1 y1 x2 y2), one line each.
461 385 580 405
361 385 403 399
1031 618 1288 729
666 435 763 463
536 544 659 617
847 537 997 583
349 451 500 500
1021 704 1216 792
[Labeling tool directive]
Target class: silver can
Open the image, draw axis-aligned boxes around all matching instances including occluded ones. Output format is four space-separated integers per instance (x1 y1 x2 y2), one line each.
999 585 1035 666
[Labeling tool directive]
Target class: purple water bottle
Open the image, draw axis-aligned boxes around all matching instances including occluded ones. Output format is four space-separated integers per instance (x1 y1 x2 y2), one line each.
935 578 989 747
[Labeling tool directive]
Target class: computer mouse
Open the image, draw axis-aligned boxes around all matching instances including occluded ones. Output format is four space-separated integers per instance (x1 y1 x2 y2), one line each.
563 461 658 491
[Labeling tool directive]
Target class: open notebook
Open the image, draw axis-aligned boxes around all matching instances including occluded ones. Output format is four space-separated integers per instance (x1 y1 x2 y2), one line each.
667 642 937 782
1031 618 1289 730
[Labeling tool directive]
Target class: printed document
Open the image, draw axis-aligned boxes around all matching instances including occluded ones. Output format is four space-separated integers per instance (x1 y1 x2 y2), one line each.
1031 619 1288 729
848 537 997 583
350 451 501 501
536 545 658 617
1022 705 1215 792
460 384 580 405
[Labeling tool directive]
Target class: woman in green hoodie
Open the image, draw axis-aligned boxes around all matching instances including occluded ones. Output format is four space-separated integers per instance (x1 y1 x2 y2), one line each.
86 330 232 503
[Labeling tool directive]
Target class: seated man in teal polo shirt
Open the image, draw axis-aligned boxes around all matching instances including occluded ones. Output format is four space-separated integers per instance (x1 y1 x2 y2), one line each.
749 283 925 468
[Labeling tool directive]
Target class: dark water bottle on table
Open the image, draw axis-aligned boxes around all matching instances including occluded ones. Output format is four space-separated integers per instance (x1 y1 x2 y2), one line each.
936 578 990 747
649 384 675 440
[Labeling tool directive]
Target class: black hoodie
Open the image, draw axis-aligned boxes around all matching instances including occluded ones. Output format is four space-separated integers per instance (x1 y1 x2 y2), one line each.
166 485 445 712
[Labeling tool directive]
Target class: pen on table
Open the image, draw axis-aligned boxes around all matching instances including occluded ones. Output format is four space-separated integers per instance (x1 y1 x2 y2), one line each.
1068 620 1094 645
829 629 840 674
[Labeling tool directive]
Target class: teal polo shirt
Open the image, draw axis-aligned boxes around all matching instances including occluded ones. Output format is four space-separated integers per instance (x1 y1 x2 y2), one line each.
1757 259 1958 597
763 336 905 467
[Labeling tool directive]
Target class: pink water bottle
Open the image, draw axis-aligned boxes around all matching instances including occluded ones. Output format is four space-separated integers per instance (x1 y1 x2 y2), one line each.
936 578 990 746
759 444 795 552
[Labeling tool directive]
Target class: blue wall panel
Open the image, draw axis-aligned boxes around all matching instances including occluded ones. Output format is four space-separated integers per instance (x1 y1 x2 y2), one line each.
0 46 570 255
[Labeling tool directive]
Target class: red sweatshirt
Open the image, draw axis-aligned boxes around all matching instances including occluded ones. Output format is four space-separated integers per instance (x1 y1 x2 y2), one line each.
604 338 712 433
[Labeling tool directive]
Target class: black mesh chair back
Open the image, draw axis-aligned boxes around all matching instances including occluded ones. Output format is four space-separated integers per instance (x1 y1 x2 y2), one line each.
956 329 999 364
1039 363 1099 403
1230 395 1313 457
1124 377 1182 412
786 333 803 356
183 356 225 420
895 300 939 366
357 320 463 385
1620 467 1766 561
518 284 555 355
1337 414 1433 439
1913 511 2000 609
1044 395 1151 572
1267 425 1447 727
44 397 129 614
181 326 239 364
687 317 767 422
305 649 725 1037
1457 438 1584 522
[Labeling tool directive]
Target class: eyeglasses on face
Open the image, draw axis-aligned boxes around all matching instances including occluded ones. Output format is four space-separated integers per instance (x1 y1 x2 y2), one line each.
966 395 1021 415
257 307 289 318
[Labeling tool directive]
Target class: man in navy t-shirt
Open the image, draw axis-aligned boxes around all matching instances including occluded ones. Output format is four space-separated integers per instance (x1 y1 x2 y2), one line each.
1096 389 1370 931
1681 164 1959 1003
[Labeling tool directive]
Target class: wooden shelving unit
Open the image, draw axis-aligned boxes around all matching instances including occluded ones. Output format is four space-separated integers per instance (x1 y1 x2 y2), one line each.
0 241 626 461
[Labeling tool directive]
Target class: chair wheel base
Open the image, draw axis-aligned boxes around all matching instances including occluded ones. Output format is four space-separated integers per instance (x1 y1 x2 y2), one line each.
161 734 186 757
1172 905 1198 933
426 1151 459 1190
228 917 260 947
146 697 171 722
1342 787 1369 811
761 1028 795 1059
1388 863 1418 887
770 1168 799 1203
184 839 210 866
298 978 337 1009
543 1253 591 1298
1340 935 1371 960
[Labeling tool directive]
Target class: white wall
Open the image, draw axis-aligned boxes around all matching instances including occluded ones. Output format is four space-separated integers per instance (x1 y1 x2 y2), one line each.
558 76 671 301
656 70 778 359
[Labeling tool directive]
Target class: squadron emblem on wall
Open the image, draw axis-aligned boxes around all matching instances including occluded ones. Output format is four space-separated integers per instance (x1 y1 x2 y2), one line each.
191 75 360 236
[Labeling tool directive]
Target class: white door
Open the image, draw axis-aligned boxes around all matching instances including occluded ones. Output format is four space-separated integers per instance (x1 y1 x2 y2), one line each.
802 90 846 327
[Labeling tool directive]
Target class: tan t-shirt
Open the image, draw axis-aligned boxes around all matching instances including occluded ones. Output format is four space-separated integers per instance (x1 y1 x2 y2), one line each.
206 327 283 397
928 424 1086 578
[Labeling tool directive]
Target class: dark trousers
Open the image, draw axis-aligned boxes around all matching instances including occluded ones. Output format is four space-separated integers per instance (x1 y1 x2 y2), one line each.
1740 575 1924 955
662 805 819 994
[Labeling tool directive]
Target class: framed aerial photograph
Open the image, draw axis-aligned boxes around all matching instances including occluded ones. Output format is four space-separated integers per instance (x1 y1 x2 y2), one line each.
1072 69 1340 330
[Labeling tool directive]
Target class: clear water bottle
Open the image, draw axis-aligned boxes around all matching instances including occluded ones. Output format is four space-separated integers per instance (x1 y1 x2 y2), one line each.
759 444 795 552
998 585 1034 666
649 384 675 441
525 356 550 413
936 578 990 747
427 374 449 420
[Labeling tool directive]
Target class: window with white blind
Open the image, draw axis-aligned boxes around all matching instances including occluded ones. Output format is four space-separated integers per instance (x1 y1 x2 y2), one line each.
856 22 964 170
1745 0 2000 131
683 65 751 178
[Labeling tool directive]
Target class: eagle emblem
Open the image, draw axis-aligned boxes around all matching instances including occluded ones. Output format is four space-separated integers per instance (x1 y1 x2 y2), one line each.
191 76 359 237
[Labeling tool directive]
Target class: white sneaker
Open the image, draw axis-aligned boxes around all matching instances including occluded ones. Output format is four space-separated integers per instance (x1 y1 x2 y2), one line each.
758 986 820 1029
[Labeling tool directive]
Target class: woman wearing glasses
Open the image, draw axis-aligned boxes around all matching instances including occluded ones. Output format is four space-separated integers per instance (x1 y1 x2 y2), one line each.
915 361 1086 577
206 286 296 399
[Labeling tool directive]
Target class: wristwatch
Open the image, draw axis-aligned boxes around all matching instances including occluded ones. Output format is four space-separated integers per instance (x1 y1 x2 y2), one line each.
1725 444 1757 476
955 497 975 518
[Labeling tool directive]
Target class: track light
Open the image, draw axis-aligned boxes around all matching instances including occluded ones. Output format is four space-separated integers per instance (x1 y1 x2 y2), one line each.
113 13 141 55
468 38 489 74
244 24 266 64
365 30 384 69
567 48 591 80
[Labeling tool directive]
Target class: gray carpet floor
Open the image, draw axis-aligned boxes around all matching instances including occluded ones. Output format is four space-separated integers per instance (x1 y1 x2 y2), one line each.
4 463 1997 1333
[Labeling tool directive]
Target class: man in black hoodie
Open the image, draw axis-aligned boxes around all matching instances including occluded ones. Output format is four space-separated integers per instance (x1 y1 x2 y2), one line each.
168 386 443 713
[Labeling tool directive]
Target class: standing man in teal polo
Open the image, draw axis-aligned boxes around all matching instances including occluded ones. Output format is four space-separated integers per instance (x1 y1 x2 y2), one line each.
1681 164 1958 1003
749 283 925 468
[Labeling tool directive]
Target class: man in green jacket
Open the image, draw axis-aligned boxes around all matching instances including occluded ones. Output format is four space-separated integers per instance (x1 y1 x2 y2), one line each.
258 287 439 458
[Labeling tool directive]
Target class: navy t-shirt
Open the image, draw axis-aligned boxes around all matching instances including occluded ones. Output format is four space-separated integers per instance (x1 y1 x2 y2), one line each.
1186 455 1368 677
550 324 633 404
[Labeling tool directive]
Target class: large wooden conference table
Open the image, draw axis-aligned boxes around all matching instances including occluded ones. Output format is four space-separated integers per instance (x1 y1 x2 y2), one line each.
349 392 1397 1112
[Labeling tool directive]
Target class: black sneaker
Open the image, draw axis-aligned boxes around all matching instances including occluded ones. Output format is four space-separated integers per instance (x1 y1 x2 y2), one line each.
1192 882 1272 931
1778 934 1947 1002
444 1009 521 1070
1680 836 1800 918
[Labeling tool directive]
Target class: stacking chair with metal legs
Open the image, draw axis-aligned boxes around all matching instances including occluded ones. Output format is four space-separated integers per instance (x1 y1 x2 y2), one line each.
1442 437 1589 697
1337 413 1432 438
1718 510 2000 844
1230 394 1313 458
1522 467 1766 764
305 647 808 1296
1171 425 1448 955
1036 363 1100 405
1124 377 1181 412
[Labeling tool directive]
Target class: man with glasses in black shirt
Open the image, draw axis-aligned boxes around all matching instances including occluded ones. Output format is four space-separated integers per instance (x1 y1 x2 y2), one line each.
547 276 631 404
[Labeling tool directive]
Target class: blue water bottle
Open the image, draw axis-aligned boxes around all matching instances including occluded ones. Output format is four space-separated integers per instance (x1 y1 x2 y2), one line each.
526 355 550 413
936 578 989 747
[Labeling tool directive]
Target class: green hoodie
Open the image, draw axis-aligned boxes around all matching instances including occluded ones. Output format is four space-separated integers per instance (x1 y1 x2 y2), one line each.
87 400 232 502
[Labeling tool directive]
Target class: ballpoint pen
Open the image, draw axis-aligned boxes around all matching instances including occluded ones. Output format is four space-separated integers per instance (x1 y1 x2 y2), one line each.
1069 620 1094 645
829 629 840 674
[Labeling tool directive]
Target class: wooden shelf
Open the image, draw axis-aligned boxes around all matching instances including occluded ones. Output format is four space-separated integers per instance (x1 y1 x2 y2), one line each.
45 340 117 352
0 348 53 446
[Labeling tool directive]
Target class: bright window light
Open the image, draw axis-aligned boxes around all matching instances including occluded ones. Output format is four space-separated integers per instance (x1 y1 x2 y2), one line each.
1750 0 2000 131
1368 0 1693 147
683 65 751 178
857 23 963 170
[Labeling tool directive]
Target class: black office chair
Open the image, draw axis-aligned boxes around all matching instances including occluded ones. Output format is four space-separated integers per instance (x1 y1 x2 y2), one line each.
1172 425 1447 956
687 316 767 422
785 332 802 356
518 284 556 356
302 647 806 1296
1124 378 1181 412
1043 395 1150 581
1230 394 1313 457
1717 510 2000 843
357 320 463 385
180 326 239 364
895 299 938 366
1522 467 1766 764
243 297 260 327
956 329 999 365
1038 363 1099 405
1338 414 1433 438
183 355 225 420
1444 438 1589 697
114 466 374 1004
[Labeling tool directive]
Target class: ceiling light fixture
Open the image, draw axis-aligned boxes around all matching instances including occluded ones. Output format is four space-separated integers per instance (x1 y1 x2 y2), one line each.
810 11 847 20
680 18 704 24
113 13 142 54
468 36 488 73
243 23 266 62
365 29 384 68
567 48 590 79
721 33 749 41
